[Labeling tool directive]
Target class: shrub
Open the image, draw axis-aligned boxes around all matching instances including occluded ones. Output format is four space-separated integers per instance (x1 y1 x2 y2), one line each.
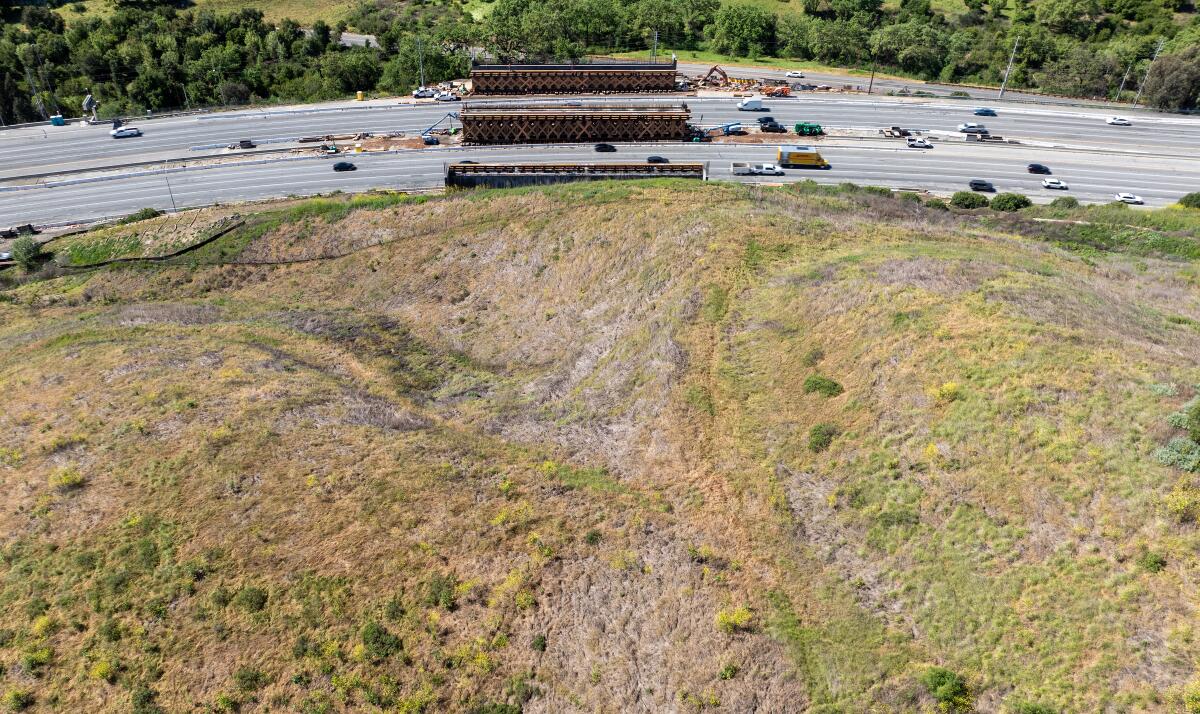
801 348 824 367
1188 400 1200 443
232 586 268 613
20 645 52 672
89 658 118 682
117 207 163 225
990 192 1033 212
1049 196 1080 209
803 374 843 397
30 615 56 637
531 634 547 652
11 237 43 272
360 622 402 660
425 573 458 610
950 191 989 209
808 423 840 453
583 529 602 545
1136 549 1167 573
131 686 163 714
925 198 949 211
929 382 963 404
234 666 268 691
718 663 739 680
919 667 971 711
715 605 753 634
1165 485 1200 522
1179 192 1200 209
48 467 85 491
1009 701 1056 714
1 689 33 712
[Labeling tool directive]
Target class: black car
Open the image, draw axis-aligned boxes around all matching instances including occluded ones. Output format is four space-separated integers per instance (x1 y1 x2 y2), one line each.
333 161 357 172
647 156 669 164
422 135 440 146
1026 163 1051 174
594 143 616 152
760 122 787 133
968 179 994 192
756 116 777 125
236 139 255 149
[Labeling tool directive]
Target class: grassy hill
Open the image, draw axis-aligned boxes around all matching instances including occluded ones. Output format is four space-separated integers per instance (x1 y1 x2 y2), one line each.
1 183 1200 712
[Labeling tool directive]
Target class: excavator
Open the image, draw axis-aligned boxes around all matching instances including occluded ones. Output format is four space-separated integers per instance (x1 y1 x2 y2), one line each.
697 65 730 87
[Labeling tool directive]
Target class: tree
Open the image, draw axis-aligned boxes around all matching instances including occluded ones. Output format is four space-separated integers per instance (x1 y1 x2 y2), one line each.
1179 193 1200 209
709 5 776 57
11 237 43 272
1036 45 1119 98
1034 0 1101 39
1141 46 1200 112
320 48 383 95
871 21 949 76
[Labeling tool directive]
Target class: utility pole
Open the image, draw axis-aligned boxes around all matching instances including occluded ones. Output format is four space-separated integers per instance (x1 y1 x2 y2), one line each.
1133 38 1165 108
999 36 1020 99
1115 61 1133 101
416 36 426 89
867 51 877 95
162 160 178 214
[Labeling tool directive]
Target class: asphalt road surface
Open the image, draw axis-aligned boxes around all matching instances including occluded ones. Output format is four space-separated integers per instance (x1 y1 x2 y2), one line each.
5 141 1196 226
1 95 1196 183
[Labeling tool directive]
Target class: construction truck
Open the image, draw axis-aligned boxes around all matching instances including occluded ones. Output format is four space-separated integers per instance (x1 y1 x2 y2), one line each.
731 162 784 176
777 146 830 169
794 122 824 136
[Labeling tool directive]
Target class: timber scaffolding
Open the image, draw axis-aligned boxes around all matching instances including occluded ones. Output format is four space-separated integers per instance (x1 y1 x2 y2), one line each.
469 60 678 95
446 162 707 188
459 102 691 145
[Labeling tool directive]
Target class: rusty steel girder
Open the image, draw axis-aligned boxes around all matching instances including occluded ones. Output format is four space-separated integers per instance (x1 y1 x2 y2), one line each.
470 62 678 95
459 103 691 145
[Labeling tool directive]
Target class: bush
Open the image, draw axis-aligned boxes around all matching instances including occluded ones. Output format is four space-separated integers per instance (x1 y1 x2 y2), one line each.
808 423 840 453
803 374 844 397
1179 193 1200 209
1 689 33 712
89 658 118 682
360 622 403 660
11 237 42 272
950 191 989 209
1165 485 1200 522
1136 549 1167 573
131 686 163 714
1009 701 1056 714
1188 400 1200 443
718 663 739 680
19 646 52 672
1049 196 1080 209
929 382 963 403
234 666 268 691
116 207 163 225
925 198 949 211
48 467 86 491
715 605 753 634
919 667 971 711
231 586 268 613
584 529 602 545
425 573 458 610
990 192 1033 212
531 634 547 652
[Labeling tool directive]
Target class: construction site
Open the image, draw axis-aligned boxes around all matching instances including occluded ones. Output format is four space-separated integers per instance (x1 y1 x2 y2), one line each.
469 60 679 95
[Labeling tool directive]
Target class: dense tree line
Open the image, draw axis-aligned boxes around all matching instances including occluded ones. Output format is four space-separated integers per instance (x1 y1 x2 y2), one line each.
0 0 1197 124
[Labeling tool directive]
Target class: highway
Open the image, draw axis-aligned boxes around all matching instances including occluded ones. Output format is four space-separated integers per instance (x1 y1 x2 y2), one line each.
6 141 1198 225
3 94 1198 182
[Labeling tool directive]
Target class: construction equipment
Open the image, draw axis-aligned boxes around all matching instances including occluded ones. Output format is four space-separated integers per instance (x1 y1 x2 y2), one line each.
762 86 791 97
880 126 912 138
794 122 824 136
697 65 729 87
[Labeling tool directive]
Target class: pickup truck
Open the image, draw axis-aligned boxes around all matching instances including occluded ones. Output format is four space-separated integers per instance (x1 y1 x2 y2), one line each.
731 162 784 176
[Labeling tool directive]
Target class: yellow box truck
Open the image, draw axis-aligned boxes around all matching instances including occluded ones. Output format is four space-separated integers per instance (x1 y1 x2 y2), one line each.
777 146 830 169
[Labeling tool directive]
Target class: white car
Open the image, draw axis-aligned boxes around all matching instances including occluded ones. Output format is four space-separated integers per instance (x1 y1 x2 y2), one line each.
412 87 436 98
1106 117 1132 126
0 252 11 261
434 91 460 102
110 126 142 138
1115 192 1143 204
957 123 989 134
1042 178 1068 190
785 70 805 78
906 138 932 148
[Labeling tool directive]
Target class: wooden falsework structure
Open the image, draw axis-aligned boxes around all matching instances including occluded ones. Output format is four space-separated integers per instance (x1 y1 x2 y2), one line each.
446 162 707 188
459 103 691 145
470 61 678 95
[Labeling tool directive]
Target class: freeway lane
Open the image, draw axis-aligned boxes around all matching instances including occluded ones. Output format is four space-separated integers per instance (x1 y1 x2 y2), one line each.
3 95 1199 181
6 141 1198 226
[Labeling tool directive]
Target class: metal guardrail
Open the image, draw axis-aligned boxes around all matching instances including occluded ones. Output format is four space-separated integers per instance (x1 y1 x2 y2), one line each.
448 162 704 175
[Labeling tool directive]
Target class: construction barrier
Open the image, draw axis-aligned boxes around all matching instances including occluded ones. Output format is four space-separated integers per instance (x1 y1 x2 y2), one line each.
470 61 678 95
459 102 691 145
445 162 706 188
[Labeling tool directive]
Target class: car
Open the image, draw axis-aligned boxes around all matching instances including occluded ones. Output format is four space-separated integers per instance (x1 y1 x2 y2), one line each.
1106 116 1132 126
563 100 583 107
973 107 997 116
110 126 142 138
458 160 478 164
412 87 436 98
594 143 616 152
760 122 787 133
968 179 994 192
647 156 669 164
434 91 460 102
332 161 357 172
957 123 989 135
229 139 256 149
906 138 932 148
422 135 440 145
0 252 11 261
785 70 805 78
1042 178 1068 190
1115 192 1143 204
756 116 777 125
1026 163 1050 174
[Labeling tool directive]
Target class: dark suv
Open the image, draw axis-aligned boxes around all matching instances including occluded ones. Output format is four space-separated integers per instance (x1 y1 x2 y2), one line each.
968 179 994 192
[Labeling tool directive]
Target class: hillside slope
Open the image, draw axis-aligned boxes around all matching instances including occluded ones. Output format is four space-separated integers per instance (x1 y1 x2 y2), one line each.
1 183 1199 712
